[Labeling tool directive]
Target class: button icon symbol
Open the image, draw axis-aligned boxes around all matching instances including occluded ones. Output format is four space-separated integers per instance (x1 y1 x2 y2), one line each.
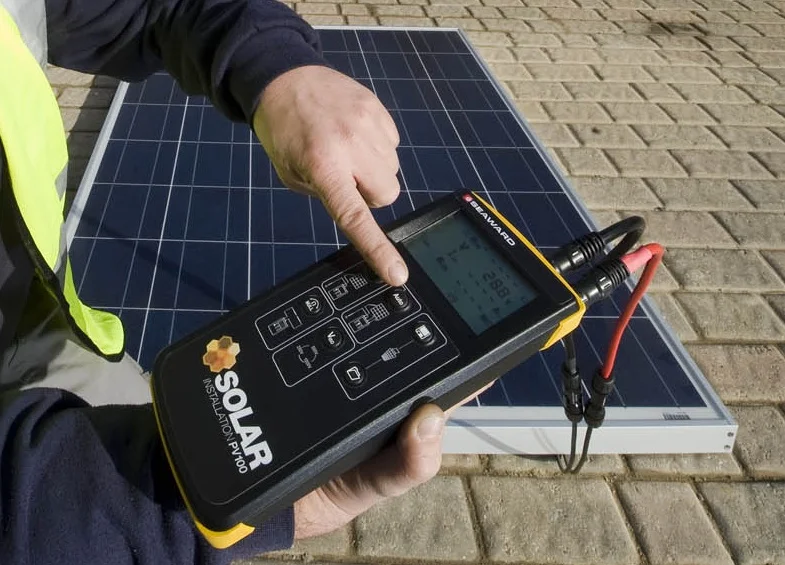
268 306 301 336
386 288 410 312
343 363 365 386
381 347 400 362
296 343 319 369
301 295 322 316
323 327 343 349
414 323 434 345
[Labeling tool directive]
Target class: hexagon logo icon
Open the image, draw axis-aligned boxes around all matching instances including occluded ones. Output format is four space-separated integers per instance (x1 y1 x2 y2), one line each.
203 336 241 373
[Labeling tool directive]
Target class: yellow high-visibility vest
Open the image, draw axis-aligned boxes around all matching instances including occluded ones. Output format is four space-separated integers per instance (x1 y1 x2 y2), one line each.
0 2 124 359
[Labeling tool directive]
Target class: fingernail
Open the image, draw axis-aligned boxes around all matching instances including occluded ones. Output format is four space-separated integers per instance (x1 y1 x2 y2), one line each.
388 261 408 286
417 415 445 441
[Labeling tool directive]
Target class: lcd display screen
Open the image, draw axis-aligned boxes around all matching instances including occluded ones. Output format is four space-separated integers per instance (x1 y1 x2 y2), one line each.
402 211 538 334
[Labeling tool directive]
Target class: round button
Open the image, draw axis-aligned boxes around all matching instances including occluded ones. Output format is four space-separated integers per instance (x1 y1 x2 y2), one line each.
301 295 323 316
413 322 435 345
386 288 410 312
342 363 365 386
323 326 344 350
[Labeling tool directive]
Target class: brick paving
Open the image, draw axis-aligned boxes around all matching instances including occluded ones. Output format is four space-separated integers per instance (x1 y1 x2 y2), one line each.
49 0 785 562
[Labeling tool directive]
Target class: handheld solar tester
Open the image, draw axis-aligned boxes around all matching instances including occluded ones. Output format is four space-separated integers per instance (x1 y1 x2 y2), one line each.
150 190 586 548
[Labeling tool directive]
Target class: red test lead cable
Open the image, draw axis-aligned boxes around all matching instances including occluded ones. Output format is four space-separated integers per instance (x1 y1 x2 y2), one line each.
599 243 665 379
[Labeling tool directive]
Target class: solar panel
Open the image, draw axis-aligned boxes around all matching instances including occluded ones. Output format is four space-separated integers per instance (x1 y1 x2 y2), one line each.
65 27 735 455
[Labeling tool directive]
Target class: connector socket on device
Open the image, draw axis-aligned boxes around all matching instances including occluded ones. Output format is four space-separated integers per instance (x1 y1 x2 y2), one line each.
549 232 605 275
575 258 629 308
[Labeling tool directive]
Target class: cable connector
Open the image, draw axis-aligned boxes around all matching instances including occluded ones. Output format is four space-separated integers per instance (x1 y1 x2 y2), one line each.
549 232 605 275
573 258 630 308
584 368 615 429
561 362 583 424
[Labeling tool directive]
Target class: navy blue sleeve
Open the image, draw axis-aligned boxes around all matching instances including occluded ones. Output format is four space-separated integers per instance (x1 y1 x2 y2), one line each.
0 387 294 565
44 0 329 122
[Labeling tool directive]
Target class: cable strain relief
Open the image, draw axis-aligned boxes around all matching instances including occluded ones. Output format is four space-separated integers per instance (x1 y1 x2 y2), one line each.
584 368 615 428
576 258 630 307
549 232 605 274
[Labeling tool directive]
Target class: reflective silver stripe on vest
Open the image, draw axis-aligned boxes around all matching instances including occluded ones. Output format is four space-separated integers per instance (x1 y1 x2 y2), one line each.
0 0 47 66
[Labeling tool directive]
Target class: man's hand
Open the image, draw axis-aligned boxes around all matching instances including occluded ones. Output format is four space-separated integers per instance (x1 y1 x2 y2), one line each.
253 65 408 287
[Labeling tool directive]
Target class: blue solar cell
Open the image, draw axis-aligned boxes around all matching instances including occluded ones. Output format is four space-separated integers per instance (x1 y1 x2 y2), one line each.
68 29 708 413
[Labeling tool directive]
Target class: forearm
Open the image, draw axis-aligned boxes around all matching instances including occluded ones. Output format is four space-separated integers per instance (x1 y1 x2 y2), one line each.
45 0 328 122
0 387 293 564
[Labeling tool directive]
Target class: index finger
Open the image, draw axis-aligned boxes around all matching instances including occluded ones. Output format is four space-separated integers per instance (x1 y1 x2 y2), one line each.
319 175 409 287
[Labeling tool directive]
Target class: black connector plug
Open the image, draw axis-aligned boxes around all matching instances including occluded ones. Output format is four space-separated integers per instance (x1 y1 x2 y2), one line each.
574 258 629 308
548 232 605 275
561 362 583 424
584 369 615 429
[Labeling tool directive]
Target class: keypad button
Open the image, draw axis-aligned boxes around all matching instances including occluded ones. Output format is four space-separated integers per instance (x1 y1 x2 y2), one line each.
323 326 344 350
342 363 366 387
300 294 323 316
386 288 410 312
413 322 435 345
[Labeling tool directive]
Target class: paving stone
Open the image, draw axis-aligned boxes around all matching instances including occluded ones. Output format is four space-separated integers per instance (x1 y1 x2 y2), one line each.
731 36 785 51
372 4 424 15
465 30 513 45
543 6 604 18
730 405 785 478
754 23 785 37
673 84 754 103
507 80 572 100
346 15 379 24
589 209 623 229
698 11 737 23
478 45 516 61
646 178 753 210
564 82 643 101
591 64 654 82
649 34 707 51
699 35 744 51
658 103 717 124
340 3 369 14
734 180 785 211
439 454 484 473
303 14 346 24
543 101 613 122
643 64 722 85
488 62 531 79
355 476 478 560
296 2 339 14
664 248 785 291
525 63 598 81
672 149 775 179
605 149 687 177
726 9 785 23
46 66 95 86
710 51 756 66
713 67 779 86
626 453 743 477
716 210 785 247
603 102 674 123
557 19 622 33
746 52 785 67
604 0 650 8
59 108 108 132
698 22 765 36
740 85 785 105
57 87 116 109
66 158 88 193
699 482 785 565
710 126 785 150
768 294 785 322
554 147 618 175
468 5 502 16
687 344 785 403
509 46 550 61
508 31 561 46
618 210 736 246
632 82 684 102
676 292 785 340
570 123 646 148
443 15 496 29
596 47 666 65
559 33 600 48
598 8 650 20
648 292 699 341
762 250 785 279
594 33 659 49
500 6 547 18
618 481 734 565
66 132 99 159
656 49 718 67
570 177 660 208
529 122 580 146
515 100 551 122
632 124 726 149
488 453 627 475
754 151 785 178
527 19 568 33
470 477 638 565
274 524 352 557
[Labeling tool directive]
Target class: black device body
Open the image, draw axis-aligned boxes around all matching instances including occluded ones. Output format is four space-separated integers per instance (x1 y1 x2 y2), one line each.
151 190 583 545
